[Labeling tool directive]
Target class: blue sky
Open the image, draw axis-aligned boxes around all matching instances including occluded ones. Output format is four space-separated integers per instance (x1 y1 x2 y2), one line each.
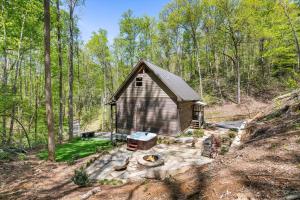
77 0 170 44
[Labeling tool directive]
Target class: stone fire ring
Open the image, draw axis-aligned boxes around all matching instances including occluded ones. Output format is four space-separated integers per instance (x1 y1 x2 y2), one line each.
137 154 164 167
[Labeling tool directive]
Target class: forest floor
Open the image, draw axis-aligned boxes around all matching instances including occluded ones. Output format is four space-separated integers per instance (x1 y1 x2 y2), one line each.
1 96 299 200
205 96 268 122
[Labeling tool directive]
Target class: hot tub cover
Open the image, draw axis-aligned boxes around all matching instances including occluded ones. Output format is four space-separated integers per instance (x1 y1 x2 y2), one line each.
127 132 157 141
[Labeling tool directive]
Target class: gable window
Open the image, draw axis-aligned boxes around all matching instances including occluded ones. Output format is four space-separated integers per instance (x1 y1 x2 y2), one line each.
135 77 143 87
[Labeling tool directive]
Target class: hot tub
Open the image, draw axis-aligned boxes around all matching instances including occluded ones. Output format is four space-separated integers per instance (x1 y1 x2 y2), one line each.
127 132 157 150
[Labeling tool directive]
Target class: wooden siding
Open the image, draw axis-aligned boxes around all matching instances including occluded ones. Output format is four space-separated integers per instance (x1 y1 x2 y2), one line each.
116 70 179 135
178 101 194 132
119 71 169 98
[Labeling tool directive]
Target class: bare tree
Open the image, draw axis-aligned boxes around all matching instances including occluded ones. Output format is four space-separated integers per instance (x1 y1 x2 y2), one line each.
44 0 55 161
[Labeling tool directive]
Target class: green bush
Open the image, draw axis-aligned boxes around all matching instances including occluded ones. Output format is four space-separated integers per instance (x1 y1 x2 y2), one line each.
72 167 90 187
67 159 76 165
227 131 236 139
17 153 26 160
193 129 204 138
203 94 219 105
220 145 229 155
0 150 11 160
186 131 193 135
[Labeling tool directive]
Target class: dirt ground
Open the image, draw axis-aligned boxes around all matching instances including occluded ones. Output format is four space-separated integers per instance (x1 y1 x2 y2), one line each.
2 98 299 200
0 152 98 200
206 97 268 122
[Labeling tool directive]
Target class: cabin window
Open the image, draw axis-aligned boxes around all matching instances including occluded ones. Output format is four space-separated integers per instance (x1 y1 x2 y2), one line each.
135 77 143 87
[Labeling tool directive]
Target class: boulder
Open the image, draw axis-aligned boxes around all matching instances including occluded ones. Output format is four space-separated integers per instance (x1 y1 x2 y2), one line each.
201 134 220 158
175 137 194 143
113 157 129 171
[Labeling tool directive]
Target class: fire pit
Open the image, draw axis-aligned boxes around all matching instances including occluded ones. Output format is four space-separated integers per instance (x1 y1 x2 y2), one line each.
144 155 159 162
137 154 164 167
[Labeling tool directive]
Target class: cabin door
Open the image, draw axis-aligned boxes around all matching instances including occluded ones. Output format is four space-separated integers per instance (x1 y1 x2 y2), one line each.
193 105 204 125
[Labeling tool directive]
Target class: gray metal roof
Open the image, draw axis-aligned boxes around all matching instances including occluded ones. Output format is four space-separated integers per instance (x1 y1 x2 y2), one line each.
143 60 200 101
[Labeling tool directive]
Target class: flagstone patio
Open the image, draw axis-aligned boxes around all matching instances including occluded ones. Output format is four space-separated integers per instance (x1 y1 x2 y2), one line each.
86 140 213 182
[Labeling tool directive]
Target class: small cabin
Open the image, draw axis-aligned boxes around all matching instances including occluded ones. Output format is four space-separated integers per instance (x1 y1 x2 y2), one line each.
109 60 206 136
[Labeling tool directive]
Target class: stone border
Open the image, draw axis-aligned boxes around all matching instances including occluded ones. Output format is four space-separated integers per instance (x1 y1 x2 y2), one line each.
137 154 164 167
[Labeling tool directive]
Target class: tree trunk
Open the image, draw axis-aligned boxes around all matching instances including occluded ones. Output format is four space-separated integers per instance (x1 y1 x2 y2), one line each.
56 0 63 144
44 0 55 161
8 12 26 145
195 45 203 99
1 0 7 144
68 2 74 140
191 29 203 99
34 75 39 144
237 59 241 105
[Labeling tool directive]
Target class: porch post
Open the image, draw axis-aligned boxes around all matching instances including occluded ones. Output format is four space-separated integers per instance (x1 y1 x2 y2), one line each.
110 104 115 145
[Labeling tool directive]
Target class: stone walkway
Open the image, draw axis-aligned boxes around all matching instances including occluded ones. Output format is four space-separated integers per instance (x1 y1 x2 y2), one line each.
86 142 213 182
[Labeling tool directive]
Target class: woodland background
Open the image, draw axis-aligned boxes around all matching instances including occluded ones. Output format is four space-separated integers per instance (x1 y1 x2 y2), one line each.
1 0 300 148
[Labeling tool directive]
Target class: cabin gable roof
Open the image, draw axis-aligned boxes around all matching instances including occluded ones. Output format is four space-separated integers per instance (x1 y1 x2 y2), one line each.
112 60 201 102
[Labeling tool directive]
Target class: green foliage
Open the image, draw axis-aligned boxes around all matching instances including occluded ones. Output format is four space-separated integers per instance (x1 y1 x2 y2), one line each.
67 159 76 166
227 131 236 139
17 153 26 161
220 145 229 155
1 0 300 150
72 167 90 187
179 129 204 138
193 129 205 138
38 138 112 162
203 94 220 105
0 150 11 161
99 179 123 186
285 77 299 89
269 142 280 150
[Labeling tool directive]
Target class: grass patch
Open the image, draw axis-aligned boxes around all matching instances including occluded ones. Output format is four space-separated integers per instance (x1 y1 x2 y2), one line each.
99 179 123 186
269 142 280 150
38 138 112 162
178 129 205 138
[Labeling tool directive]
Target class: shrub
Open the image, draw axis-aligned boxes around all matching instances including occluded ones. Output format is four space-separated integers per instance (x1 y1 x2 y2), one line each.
17 153 26 160
227 131 236 139
220 145 229 155
193 129 204 138
72 167 90 187
67 159 76 165
186 131 193 135
0 150 11 160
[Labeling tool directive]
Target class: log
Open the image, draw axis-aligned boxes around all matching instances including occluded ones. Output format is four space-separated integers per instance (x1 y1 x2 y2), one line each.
80 187 101 200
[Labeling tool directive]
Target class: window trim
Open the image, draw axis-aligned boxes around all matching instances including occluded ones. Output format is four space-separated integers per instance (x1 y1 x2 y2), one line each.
135 76 143 87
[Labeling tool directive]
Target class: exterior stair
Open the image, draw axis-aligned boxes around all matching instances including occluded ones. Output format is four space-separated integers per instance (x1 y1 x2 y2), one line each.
191 120 200 129
127 143 138 151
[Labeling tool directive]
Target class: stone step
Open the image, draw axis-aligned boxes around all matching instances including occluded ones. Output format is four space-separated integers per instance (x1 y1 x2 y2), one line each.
127 143 138 151
127 146 137 151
